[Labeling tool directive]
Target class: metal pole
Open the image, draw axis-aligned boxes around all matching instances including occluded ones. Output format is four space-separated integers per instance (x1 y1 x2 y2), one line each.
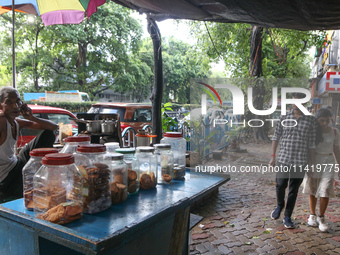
12 0 16 89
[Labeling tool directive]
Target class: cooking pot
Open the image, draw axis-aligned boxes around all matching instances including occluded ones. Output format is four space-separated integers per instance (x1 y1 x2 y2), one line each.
86 120 102 133
101 120 117 134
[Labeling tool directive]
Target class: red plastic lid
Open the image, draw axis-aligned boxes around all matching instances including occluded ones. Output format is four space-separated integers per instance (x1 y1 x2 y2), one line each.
29 148 59 157
163 132 183 138
42 153 74 165
77 144 106 153
64 136 90 143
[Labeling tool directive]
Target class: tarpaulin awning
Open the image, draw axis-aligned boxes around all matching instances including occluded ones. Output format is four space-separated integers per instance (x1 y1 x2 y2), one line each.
112 0 340 31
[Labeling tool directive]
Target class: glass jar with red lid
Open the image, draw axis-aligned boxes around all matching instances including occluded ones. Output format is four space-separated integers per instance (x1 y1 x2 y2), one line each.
60 135 91 154
33 153 84 224
22 148 59 210
161 132 186 179
76 144 111 214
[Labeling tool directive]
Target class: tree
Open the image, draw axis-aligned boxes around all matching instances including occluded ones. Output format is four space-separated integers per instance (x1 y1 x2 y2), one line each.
190 21 326 140
0 2 143 97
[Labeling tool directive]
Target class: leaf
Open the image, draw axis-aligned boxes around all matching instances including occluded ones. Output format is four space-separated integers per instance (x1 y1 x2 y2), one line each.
252 236 259 239
263 218 268 221
223 221 229 224
263 230 271 234
244 242 252 245
229 224 235 227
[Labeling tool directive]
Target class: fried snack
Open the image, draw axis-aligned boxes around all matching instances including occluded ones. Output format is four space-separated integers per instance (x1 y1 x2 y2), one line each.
140 173 156 189
110 182 127 204
128 170 137 181
83 163 111 214
162 174 172 183
37 202 83 225
113 174 124 184
128 181 138 194
34 188 67 211
24 190 33 210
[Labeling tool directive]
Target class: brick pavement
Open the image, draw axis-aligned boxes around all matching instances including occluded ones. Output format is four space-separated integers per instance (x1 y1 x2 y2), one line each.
189 142 340 255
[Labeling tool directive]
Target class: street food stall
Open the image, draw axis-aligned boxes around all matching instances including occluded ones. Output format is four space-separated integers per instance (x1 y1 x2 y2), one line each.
0 171 229 255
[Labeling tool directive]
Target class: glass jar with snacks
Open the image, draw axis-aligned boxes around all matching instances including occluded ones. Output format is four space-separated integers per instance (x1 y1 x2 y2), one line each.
105 153 128 204
76 144 111 214
104 142 120 153
60 136 91 154
23 148 59 210
33 153 84 225
154 144 174 184
115 148 140 195
135 146 157 190
161 132 186 179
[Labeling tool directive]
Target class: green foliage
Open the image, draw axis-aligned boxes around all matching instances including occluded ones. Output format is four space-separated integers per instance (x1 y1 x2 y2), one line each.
161 102 178 132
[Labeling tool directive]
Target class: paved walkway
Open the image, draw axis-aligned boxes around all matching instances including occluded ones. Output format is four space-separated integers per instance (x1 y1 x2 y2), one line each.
189 142 340 255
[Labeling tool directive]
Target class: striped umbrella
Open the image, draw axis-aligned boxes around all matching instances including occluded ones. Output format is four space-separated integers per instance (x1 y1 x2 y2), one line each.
0 0 106 87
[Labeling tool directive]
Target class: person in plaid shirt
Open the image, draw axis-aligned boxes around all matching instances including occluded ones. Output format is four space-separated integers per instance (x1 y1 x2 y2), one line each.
269 92 316 228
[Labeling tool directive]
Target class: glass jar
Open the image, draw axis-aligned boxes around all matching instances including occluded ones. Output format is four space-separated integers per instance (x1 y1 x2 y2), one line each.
33 153 84 224
115 148 140 195
154 144 174 184
76 144 111 214
60 136 91 154
23 148 59 210
135 146 157 190
104 142 120 153
161 132 186 179
105 153 128 204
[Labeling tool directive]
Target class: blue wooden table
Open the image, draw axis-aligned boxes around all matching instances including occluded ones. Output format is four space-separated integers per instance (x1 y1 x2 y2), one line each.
0 171 229 255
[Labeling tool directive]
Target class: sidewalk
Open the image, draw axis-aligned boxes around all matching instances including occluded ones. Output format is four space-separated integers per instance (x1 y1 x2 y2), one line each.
189 142 340 255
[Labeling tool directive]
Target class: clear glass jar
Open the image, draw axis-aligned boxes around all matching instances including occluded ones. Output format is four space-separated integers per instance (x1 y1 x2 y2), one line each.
161 132 186 179
115 148 140 195
104 142 120 153
23 148 59 210
135 146 157 190
76 144 111 214
33 153 84 224
60 136 91 154
105 153 128 204
154 144 174 184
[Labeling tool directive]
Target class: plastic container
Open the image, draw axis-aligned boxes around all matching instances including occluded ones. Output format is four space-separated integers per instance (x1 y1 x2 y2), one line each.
115 148 140 195
60 136 91 154
135 146 157 190
106 153 128 204
154 144 174 184
104 142 120 153
76 144 111 214
22 148 59 210
161 132 186 179
33 153 84 224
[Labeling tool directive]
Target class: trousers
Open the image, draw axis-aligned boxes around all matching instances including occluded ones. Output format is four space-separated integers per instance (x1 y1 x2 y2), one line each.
275 163 306 217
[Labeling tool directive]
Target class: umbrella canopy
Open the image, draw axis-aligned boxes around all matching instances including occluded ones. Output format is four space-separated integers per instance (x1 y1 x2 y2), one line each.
1 0 106 88
0 0 106 26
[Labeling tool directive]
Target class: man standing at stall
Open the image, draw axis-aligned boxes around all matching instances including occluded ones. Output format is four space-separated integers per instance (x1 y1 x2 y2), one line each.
269 92 316 228
0 87 58 199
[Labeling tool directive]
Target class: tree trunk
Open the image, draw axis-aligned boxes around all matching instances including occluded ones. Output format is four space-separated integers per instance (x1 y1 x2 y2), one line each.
249 26 270 142
34 24 42 91
76 42 87 87
147 16 163 144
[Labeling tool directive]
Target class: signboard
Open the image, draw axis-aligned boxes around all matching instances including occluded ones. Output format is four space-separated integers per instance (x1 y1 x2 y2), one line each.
318 71 340 95
312 98 322 104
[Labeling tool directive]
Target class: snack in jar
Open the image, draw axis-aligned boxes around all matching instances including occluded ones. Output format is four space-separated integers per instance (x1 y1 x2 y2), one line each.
105 153 128 204
115 148 140 195
60 135 90 154
76 144 111 214
33 153 84 224
161 132 186 179
154 144 174 184
23 148 59 210
135 146 157 190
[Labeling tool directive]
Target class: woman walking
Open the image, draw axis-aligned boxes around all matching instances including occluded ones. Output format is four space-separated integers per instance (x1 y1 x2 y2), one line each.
303 107 340 232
